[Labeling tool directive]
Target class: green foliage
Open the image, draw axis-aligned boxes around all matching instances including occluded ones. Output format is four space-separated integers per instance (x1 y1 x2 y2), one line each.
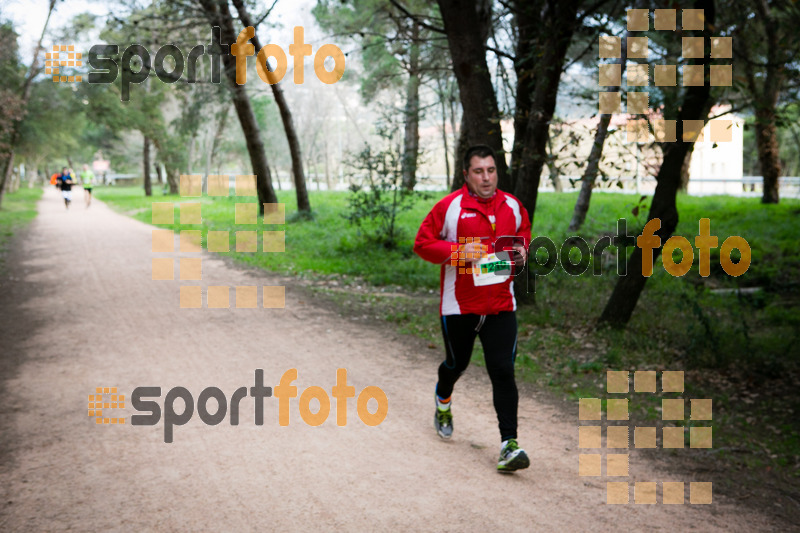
313 0 404 100
0 21 25 159
343 132 418 249
97 186 800 376
313 0 447 100
95 186 440 289
17 82 90 166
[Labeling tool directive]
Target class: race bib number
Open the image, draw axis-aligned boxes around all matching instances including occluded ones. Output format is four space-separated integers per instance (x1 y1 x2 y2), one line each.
472 253 513 286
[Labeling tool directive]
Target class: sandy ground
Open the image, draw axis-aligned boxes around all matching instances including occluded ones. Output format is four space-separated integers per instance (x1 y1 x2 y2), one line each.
0 187 784 532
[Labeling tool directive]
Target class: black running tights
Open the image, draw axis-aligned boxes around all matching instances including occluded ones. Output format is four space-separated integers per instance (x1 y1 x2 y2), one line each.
435 311 518 441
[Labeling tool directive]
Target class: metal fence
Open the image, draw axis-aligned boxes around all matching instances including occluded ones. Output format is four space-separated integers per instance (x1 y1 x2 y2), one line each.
78 172 800 198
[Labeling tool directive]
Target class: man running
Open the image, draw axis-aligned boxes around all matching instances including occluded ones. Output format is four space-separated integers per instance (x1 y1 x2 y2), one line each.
413 145 532 473
56 167 74 209
79 164 96 208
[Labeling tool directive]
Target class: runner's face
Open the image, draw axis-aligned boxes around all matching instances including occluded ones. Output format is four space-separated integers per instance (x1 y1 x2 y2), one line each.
464 155 497 198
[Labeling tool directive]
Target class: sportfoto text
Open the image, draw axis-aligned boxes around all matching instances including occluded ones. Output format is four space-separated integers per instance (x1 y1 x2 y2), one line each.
130 369 388 443
88 26 345 101
519 217 750 278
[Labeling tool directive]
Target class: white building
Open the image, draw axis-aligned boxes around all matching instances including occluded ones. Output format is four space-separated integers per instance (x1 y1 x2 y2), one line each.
687 107 744 195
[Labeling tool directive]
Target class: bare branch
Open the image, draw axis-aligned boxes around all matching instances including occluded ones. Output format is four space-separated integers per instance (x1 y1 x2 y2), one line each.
388 0 445 34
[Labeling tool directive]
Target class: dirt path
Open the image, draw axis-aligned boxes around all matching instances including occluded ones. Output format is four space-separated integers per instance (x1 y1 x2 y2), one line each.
0 187 781 531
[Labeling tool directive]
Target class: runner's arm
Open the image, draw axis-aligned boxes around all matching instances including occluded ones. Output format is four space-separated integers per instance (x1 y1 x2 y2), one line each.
515 205 533 265
517 205 532 248
413 205 453 265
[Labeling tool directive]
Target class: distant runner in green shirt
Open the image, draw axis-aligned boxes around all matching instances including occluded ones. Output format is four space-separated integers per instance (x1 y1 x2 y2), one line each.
80 164 96 208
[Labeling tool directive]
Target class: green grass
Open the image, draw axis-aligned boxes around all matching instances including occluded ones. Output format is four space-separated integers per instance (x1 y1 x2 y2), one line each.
95 186 441 289
0 187 44 266
95 185 800 474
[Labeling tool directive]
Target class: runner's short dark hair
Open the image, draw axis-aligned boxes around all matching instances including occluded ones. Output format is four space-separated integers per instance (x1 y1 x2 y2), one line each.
463 145 496 171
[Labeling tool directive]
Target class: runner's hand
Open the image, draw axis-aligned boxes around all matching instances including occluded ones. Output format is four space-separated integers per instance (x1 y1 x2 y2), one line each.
513 245 527 267
461 242 487 263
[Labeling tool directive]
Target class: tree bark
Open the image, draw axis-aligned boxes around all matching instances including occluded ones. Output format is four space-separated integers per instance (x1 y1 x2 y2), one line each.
274 166 282 191
0 152 15 202
751 0 783 204
447 84 459 190
166 168 179 195
143 135 152 197
545 143 564 192
450 114 468 191
569 36 628 231
199 0 277 211
438 0 510 191
599 0 716 328
151 137 179 194
679 150 692 192
437 77 451 189
231 0 311 213
512 0 581 220
755 107 781 203
508 0 537 193
401 21 421 191
208 104 229 175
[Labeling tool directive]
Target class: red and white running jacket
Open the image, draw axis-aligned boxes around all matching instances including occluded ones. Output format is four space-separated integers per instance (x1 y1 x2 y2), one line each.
414 185 532 316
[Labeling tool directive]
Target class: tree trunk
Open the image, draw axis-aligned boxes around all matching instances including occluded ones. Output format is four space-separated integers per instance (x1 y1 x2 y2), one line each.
750 0 783 204
755 107 781 203
438 77 451 190
199 0 277 211
143 135 152 197
508 1 535 193
151 137 180 195
570 35 628 231
0 152 16 204
273 82 311 212
231 0 311 214
512 0 581 220
570 118 610 231
166 169 179 195
599 0 716 328
679 150 692 192
8 166 18 193
447 84 459 190
155 162 164 184
450 114 468 191
401 21 421 191
438 0 510 190
210 104 229 169
546 158 563 192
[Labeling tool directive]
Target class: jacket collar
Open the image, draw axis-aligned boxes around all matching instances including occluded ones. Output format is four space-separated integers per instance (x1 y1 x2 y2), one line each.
460 184 504 209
